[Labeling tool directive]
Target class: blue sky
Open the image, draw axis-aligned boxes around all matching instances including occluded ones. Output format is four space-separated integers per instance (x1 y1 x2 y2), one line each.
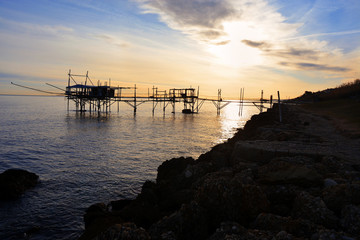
0 0 359 98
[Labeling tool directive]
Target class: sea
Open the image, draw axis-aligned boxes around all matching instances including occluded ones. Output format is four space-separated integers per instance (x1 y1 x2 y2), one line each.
0 95 258 239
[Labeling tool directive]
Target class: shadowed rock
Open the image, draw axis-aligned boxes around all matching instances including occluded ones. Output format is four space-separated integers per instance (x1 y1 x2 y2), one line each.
0 169 39 200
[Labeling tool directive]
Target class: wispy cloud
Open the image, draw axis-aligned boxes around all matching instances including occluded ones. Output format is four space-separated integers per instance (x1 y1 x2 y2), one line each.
284 29 360 41
0 17 73 36
279 62 350 73
94 34 130 48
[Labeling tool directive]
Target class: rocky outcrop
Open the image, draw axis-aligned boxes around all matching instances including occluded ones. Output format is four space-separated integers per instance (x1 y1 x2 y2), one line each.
79 105 360 240
0 169 39 200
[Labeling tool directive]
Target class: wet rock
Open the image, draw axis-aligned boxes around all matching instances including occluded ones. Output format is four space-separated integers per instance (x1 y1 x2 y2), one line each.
93 223 150 240
258 159 322 187
111 199 133 212
340 205 360 236
197 143 233 169
0 169 39 200
84 203 108 228
292 191 338 229
23 225 41 239
195 171 269 227
149 201 208 240
157 157 195 184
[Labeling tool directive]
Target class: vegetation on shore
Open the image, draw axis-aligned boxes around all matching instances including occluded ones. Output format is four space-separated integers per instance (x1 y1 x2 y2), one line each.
294 79 360 134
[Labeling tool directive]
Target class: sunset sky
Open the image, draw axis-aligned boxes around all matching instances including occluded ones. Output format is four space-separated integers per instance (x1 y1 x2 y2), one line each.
0 0 359 98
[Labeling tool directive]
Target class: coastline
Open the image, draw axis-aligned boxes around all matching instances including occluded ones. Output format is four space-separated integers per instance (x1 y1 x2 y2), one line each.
79 104 360 240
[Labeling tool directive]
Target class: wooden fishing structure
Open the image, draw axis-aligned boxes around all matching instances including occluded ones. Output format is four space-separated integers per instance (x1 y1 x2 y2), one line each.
11 70 281 116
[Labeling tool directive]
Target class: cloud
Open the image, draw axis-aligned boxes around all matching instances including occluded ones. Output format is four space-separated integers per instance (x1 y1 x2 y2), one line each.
94 34 130 48
242 39 319 59
284 29 360 41
136 0 356 76
0 17 73 36
241 40 269 49
136 0 239 44
280 62 350 73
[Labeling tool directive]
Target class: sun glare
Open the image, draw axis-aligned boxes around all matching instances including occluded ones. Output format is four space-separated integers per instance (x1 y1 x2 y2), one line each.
207 21 265 68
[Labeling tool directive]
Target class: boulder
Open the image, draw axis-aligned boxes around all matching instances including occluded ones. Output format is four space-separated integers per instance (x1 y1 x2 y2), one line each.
208 222 247 240
157 157 194 184
149 201 208 240
252 213 316 238
258 159 322 187
262 184 298 217
340 205 360 236
322 183 360 215
0 169 39 200
92 223 150 240
311 229 355 240
195 171 269 228
291 192 338 229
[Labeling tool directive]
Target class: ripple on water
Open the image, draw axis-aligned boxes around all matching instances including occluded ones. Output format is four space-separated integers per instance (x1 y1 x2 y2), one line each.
0 96 258 239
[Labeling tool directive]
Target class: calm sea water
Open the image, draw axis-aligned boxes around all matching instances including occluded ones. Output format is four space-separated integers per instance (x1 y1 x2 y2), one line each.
0 95 258 239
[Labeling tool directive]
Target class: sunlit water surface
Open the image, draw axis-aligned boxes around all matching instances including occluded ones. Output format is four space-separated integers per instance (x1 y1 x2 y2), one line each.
0 95 258 239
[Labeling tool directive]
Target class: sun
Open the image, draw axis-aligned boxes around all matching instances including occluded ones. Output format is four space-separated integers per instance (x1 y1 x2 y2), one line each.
207 21 266 68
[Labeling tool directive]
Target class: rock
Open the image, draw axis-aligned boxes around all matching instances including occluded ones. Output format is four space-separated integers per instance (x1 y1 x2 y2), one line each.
340 205 360 236
92 223 150 240
195 171 269 228
157 157 195 184
311 229 355 240
292 191 338 229
252 213 316 238
324 179 337 188
111 199 133 212
322 183 360 215
262 185 298 217
258 159 322 187
197 143 233 169
208 222 247 240
0 169 39 200
84 203 108 228
149 201 208 240
23 225 41 239
275 230 293 240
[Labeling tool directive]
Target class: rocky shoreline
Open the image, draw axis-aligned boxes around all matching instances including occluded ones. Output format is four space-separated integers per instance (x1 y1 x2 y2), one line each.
79 104 360 240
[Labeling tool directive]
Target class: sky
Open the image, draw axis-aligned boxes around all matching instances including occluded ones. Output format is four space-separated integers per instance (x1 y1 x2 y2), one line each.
0 0 359 98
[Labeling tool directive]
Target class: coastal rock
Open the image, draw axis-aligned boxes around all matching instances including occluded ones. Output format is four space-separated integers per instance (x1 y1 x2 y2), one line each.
311 229 355 240
195 171 269 227
92 223 149 240
197 143 233 169
263 185 298 217
323 179 338 188
157 157 194 184
149 201 208 240
340 205 360 236
252 213 316 238
0 169 39 200
291 191 338 229
258 159 322 187
322 183 360 215
208 222 247 240
84 203 109 228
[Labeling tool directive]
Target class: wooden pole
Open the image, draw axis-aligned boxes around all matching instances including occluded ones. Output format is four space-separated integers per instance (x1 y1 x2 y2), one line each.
277 91 282 123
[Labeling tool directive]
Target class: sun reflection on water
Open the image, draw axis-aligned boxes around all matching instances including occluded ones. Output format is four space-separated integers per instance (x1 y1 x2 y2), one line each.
217 101 259 144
